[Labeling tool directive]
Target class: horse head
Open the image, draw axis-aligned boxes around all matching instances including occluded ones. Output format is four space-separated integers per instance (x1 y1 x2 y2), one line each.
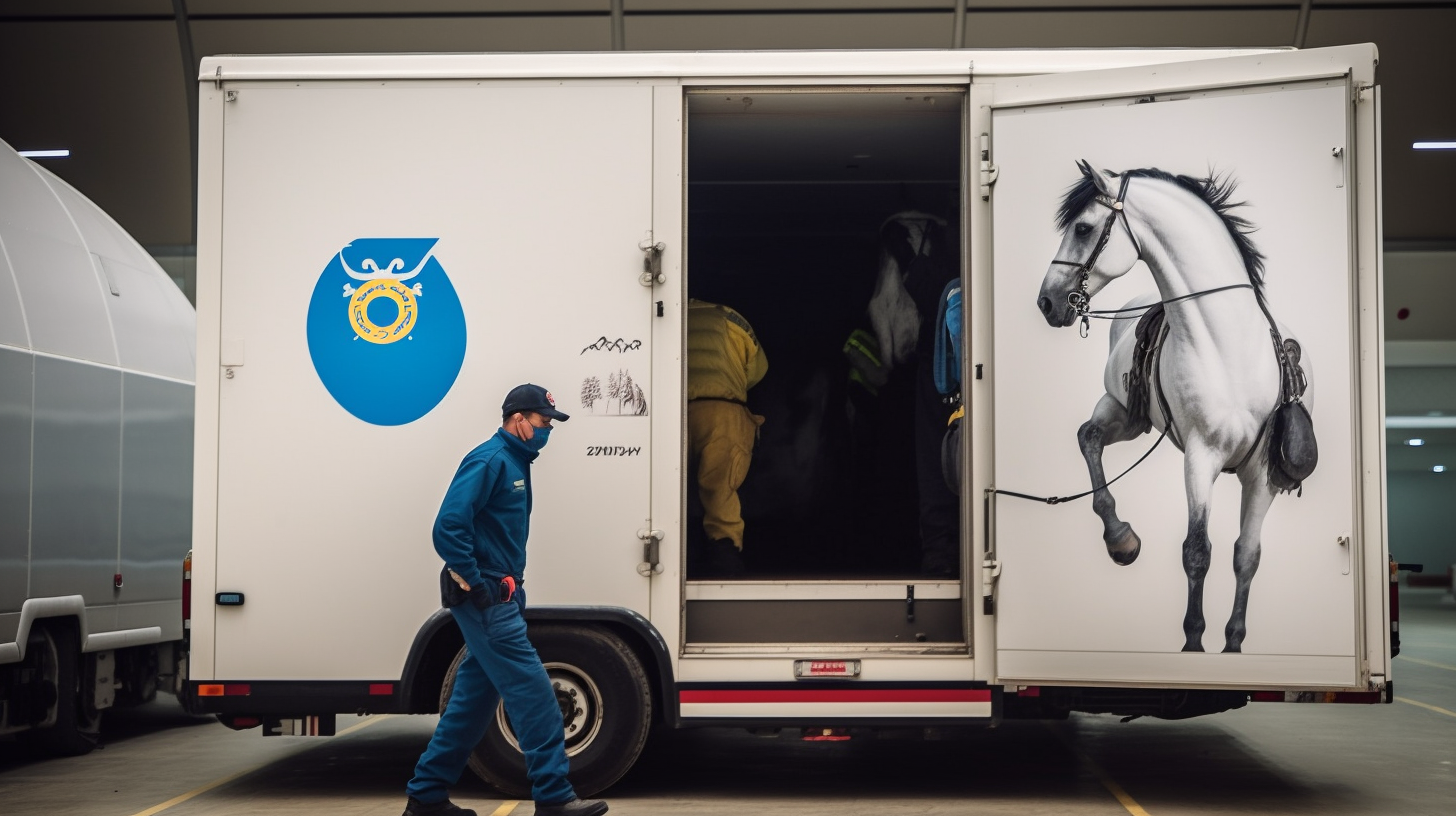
868 211 948 369
1038 160 1142 328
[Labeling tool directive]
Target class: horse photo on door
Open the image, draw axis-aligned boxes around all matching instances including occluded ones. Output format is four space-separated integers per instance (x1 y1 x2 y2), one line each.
1036 161 1317 653
989 77 1360 688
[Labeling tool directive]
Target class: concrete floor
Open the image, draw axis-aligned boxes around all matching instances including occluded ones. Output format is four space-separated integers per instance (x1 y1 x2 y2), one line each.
2 587 1453 816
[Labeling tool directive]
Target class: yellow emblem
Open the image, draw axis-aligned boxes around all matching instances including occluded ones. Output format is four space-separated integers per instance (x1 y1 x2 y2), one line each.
339 253 428 344
350 279 417 344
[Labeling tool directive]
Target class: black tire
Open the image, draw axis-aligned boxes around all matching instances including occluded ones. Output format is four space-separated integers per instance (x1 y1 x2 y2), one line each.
26 621 102 756
439 624 652 798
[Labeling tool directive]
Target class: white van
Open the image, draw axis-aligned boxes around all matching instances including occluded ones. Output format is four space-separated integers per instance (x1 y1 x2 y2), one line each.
186 45 1389 796
1 139 195 754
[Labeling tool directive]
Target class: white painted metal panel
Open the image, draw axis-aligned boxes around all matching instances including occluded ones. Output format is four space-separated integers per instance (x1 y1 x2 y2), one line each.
211 80 657 681
29 356 121 633
199 49 1278 84
37 171 196 381
985 47 1379 689
99 256 196 381
119 373 193 619
36 170 136 266
0 147 116 366
0 348 31 623
0 230 29 351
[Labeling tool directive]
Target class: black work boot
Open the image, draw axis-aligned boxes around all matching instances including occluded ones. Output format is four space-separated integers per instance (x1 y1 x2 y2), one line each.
702 538 746 578
402 797 477 816
535 798 609 816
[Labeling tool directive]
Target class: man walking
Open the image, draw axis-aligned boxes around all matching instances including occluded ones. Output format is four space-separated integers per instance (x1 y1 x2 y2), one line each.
403 384 607 816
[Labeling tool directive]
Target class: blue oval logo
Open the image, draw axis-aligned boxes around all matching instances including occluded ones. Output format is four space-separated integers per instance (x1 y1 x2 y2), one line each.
306 238 467 426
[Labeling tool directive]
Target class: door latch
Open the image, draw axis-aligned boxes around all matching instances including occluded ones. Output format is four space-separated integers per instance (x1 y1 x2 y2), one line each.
637 529 664 576
639 241 666 286
979 133 999 201
981 556 1002 615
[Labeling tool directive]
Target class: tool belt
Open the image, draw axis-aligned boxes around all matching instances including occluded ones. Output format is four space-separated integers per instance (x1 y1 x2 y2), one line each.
440 567 521 609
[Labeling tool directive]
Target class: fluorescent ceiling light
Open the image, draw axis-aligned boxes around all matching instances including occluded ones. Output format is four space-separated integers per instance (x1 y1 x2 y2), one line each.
1386 416 1456 429
1405 438 1426 447
1435 465 1448 473
1413 141 1456 150
18 149 70 158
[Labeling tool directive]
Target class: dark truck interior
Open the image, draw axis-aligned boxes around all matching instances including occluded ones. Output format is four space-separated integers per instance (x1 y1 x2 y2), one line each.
685 89 965 579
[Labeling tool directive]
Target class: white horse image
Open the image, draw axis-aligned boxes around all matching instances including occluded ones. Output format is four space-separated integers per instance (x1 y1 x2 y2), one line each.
1037 161 1313 653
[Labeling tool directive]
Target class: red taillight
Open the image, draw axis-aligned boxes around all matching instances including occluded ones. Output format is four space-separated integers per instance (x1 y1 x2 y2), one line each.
196 683 251 697
369 683 394 696
183 550 192 629
801 727 852 741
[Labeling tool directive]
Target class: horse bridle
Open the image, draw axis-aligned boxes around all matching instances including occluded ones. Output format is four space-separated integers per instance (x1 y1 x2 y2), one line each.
1049 174 1140 334
1049 173 1251 338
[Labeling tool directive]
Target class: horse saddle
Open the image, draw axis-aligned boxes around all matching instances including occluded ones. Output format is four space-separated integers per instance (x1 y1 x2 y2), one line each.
1268 336 1318 493
1123 303 1167 436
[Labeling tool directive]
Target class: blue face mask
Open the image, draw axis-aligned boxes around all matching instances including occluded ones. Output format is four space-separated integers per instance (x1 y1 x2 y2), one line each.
524 424 551 452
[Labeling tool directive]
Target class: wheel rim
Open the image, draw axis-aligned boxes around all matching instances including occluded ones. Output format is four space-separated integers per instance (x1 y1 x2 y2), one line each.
495 661 604 757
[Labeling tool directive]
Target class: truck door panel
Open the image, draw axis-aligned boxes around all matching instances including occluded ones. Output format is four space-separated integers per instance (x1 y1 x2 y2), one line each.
981 46 1382 689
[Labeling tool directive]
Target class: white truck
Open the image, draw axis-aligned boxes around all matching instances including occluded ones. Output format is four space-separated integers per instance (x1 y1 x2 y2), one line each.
186 46 1390 796
1 140 195 754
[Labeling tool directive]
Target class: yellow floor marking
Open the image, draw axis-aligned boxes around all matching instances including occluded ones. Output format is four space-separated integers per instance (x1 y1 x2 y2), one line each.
1396 655 1456 673
127 715 391 816
1045 722 1152 816
488 802 521 816
337 713 392 736
1396 696 1456 719
1085 759 1153 816
127 768 259 816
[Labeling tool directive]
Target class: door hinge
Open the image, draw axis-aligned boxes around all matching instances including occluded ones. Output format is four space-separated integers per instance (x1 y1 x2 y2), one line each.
1353 82 1373 103
639 240 666 286
981 556 1002 615
637 528 664 576
979 133 999 201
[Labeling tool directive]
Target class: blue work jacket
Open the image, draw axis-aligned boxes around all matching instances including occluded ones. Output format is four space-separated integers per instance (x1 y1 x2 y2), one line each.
432 428 537 590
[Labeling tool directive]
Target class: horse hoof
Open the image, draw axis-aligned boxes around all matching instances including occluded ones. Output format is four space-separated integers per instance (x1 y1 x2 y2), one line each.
1222 641 1243 654
1181 642 1205 653
1104 524 1141 566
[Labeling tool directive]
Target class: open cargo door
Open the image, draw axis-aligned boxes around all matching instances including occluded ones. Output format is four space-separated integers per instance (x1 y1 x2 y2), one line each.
209 80 659 681
984 45 1383 690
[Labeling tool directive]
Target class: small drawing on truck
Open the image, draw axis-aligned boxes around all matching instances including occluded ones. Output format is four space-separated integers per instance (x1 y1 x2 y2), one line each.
581 369 648 416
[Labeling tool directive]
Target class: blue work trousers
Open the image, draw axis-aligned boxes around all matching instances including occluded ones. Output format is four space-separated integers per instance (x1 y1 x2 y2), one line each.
406 592 576 806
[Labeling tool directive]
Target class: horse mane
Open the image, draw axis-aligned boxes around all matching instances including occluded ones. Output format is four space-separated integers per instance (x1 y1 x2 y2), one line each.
1056 166 1267 303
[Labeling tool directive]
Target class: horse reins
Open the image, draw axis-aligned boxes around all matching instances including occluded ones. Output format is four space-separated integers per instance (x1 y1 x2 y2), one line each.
1048 174 1254 338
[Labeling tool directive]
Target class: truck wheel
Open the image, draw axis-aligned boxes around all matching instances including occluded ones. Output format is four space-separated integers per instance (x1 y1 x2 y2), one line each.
26 621 102 756
440 625 652 798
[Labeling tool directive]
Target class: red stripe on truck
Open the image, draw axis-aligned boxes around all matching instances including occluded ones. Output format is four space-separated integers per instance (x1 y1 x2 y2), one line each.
681 688 990 704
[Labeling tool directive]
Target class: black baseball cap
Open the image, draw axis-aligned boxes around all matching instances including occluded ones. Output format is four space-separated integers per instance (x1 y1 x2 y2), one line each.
502 383 570 421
